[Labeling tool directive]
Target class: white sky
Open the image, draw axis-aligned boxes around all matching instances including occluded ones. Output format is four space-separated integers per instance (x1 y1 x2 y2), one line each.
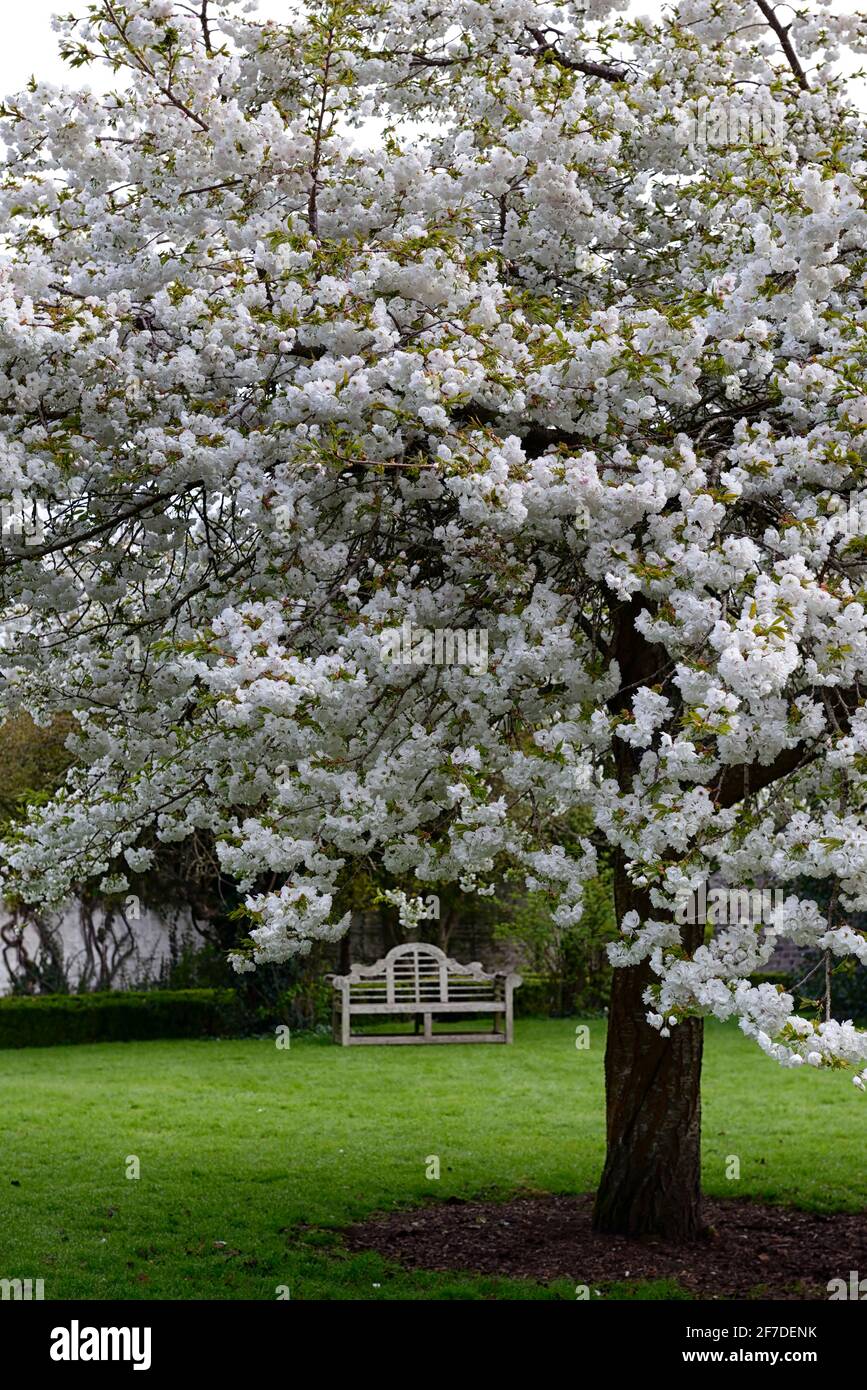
0 1 80 95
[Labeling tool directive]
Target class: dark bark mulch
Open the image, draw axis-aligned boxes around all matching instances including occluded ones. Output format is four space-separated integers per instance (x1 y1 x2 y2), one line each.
342 1193 867 1299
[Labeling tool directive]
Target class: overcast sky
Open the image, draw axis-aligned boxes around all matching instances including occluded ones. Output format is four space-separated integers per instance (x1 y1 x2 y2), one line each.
1 2 78 94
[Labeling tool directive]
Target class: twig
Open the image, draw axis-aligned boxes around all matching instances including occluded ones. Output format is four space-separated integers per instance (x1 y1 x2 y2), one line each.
200 0 213 55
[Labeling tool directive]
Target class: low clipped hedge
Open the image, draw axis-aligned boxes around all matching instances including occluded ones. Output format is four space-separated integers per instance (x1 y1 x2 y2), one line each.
0 988 242 1049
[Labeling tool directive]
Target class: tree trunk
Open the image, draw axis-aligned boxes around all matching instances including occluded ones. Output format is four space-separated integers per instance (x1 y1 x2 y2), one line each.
438 907 454 955
338 921 352 975
593 592 705 1240
592 862 705 1240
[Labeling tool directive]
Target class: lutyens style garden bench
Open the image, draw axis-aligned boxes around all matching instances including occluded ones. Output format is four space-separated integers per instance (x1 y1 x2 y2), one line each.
327 943 522 1045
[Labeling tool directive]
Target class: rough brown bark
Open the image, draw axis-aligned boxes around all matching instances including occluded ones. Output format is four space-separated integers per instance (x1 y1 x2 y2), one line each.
593 593 705 1239
592 864 705 1240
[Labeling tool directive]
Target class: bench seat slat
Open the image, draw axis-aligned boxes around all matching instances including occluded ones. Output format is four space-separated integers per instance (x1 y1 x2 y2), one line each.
348 1000 507 1014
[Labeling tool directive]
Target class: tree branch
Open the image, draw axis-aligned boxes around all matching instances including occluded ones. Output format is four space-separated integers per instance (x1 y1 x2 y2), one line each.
714 683 862 808
200 0 213 56
754 0 809 90
524 27 628 83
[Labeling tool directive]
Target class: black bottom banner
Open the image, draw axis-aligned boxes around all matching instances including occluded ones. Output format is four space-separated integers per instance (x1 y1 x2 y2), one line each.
5 1296 859 1375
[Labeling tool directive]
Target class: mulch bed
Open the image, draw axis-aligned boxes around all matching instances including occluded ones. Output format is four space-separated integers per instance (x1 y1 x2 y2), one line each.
342 1193 867 1298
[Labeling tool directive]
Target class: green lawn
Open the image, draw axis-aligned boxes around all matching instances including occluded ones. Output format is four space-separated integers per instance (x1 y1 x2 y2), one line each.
0 1017 864 1300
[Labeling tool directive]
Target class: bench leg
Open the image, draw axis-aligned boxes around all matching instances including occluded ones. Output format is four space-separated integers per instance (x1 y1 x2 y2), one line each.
423 1012 432 1041
341 993 351 1046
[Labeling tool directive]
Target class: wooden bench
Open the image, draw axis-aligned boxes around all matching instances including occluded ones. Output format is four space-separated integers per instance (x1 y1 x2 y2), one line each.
326 943 522 1045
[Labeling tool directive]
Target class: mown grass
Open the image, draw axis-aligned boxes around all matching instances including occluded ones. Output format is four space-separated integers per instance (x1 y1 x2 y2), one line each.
0 1017 863 1300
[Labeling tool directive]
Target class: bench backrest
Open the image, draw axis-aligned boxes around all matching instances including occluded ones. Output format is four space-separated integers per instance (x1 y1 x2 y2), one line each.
341 943 499 1006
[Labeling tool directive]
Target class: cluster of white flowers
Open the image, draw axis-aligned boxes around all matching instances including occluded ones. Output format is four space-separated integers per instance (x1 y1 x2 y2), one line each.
230 882 351 970
0 0 867 1081
375 889 439 932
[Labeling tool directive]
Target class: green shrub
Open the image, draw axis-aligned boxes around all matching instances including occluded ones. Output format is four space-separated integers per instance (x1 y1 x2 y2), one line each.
514 974 555 1017
270 978 333 1032
513 973 608 1018
156 937 336 1033
491 812 616 1016
0 988 242 1049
